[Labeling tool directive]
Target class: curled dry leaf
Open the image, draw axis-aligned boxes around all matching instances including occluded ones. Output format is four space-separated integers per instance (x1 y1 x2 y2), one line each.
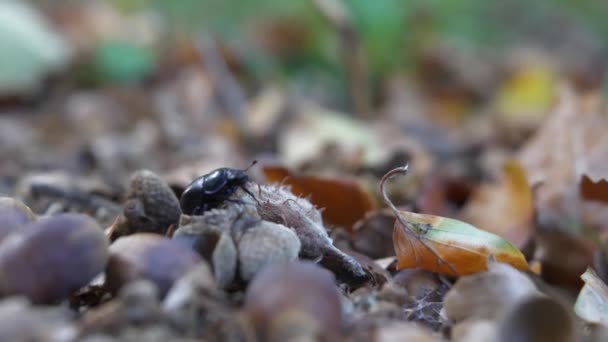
575 267 608 325
462 160 534 248
518 87 608 225
262 164 375 229
381 165 528 276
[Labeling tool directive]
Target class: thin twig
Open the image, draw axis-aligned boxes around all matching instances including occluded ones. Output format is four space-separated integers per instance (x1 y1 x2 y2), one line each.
194 34 250 141
312 0 371 118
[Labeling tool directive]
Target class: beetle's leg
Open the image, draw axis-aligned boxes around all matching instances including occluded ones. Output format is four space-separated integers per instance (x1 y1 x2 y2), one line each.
191 203 210 216
225 198 252 207
240 185 259 204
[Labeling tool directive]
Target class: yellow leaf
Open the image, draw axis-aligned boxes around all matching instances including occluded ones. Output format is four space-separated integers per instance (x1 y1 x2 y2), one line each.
463 160 534 247
495 61 555 120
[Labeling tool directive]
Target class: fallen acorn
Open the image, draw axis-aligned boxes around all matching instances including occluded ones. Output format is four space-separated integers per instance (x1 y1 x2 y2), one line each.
0 297 77 341
244 261 343 341
0 197 37 243
108 170 181 240
105 233 203 297
0 213 109 304
235 220 301 282
442 261 539 323
173 218 238 289
498 295 577 342
174 206 300 286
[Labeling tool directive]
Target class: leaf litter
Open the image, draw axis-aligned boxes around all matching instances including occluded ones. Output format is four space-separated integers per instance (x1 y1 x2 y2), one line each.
1 2 608 342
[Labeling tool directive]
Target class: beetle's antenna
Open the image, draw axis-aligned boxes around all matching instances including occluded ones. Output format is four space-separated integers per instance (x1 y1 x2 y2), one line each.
244 160 258 172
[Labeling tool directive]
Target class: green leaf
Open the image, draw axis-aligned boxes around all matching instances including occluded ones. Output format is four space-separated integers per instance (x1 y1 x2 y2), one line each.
0 1 71 95
90 40 155 83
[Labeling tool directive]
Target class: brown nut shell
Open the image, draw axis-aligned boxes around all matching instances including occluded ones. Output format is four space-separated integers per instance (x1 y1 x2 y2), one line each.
0 213 109 304
106 233 202 297
237 221 301 282
244 261 343 339
173 225 237 289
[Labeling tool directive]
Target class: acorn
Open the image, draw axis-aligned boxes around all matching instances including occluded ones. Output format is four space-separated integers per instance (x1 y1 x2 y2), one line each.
0 213 109 304
105 234 202 297
0 197 37 243
173 206 255 288
0 297 76 341
175 206 301 287
109 170 181 239
236 220 301 282
498 295 577 342
173 221 237 289
244 261 343 340
442 261 539 323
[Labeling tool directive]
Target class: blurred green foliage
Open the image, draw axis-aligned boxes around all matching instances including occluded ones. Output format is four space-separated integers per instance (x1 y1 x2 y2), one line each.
103 0 608 83
90 40 155 83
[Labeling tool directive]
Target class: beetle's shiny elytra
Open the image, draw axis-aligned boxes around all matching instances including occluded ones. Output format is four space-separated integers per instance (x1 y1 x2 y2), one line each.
180 162 256 215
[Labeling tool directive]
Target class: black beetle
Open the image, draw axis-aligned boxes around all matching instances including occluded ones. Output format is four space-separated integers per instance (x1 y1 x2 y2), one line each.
180 161 257 215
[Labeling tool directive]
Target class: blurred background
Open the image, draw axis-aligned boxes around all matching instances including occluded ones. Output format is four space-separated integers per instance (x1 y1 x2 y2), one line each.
1 0 608 260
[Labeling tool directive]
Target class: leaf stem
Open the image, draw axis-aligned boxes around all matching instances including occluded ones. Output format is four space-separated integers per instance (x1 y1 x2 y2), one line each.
379 164 409 214
379 164 459 275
